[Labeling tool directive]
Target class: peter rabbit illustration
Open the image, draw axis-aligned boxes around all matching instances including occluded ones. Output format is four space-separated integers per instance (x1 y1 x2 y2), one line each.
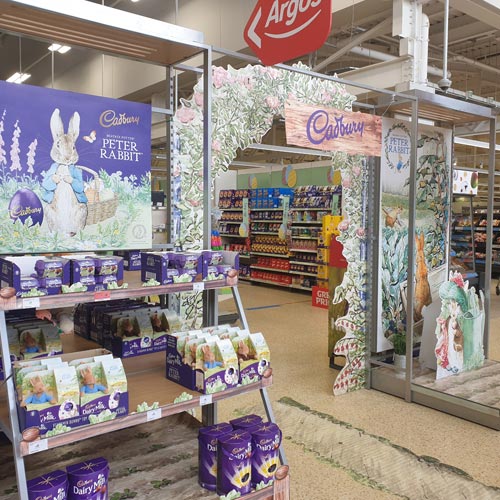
414 232 432 321
237 340 256 361
383 206 402 228
23 375 55 406
202 344 223 370
80 366 107 396
41 108 88 237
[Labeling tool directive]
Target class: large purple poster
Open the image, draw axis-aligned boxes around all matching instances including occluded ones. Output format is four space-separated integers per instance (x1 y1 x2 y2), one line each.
0 81 152 253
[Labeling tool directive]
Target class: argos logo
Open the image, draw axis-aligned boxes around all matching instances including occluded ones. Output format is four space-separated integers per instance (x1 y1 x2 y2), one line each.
245 0 331 66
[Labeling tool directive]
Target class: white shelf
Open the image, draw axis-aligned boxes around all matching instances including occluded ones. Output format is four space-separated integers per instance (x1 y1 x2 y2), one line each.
290 220 323 225
289 248 318 253
289 270 317 277
291 236 318 240
250 252 289 258
251 208 283 211
220 221 242 224
252 231 280 235
291 207 331 211
251 265 290 273
220 233 244 238
289 261 318 266
250 219 282 223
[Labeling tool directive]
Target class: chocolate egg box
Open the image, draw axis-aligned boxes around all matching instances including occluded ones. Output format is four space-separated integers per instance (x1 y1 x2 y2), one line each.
67 457 109 499
17 324 62 360
18 366 82 433
70 257 96 285
35 258 70 280
76 358 128 423
27 469 68 500
113 249 141 270
94 256 123 279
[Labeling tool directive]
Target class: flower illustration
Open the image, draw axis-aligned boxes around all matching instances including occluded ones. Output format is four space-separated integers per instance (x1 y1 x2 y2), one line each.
265 96 280 110
176 106 196 124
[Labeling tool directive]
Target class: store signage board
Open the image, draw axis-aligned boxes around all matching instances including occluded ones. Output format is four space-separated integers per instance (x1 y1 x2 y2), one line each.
0 80 152 254
285 101 382 156
453 169 478 196
312 286 329 309
244 0 332 66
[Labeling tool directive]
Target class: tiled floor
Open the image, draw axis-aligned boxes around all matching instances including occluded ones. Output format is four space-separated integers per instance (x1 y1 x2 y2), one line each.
218 282 500 500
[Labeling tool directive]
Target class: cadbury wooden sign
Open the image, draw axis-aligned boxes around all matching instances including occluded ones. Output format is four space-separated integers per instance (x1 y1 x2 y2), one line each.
285 101 382 156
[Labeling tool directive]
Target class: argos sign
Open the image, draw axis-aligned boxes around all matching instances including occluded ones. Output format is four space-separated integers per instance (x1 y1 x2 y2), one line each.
244 0 332 66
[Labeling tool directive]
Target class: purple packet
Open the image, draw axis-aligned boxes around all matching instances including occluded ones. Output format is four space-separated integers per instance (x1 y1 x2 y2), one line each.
18 275 40 296
35 276 62 295
28 469 68 500
230 414 263 430
94 257 121 276
198 422 233 491
249 423 282 487
217 264 233 277
35 258 65 279
67 457 109 499
216 430 252 496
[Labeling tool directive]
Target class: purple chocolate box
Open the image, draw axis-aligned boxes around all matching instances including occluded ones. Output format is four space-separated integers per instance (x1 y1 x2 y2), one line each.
18 275 42 296
198 422 233 491
70 258 96 284
165 334 196 390
94 257 123 280
216 430 253 496
28 469 68 500
230 414 263 431
67 457 109 500
249 422 282 487
141 252 179 285
113 250 141 271
34 276 62 295
169 252 202 271
35 258 70 282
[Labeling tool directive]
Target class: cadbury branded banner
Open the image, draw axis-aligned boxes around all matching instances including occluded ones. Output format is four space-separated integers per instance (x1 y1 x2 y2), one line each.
0 81 152 253
285 100 382 156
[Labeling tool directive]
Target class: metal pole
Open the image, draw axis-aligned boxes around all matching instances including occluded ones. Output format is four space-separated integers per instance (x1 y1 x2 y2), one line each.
484 115 497 357
0 311 29 499
405 98 419 402
438 0 452 90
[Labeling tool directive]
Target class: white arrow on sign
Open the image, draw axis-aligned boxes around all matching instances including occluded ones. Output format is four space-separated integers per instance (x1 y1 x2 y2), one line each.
247 6 262 48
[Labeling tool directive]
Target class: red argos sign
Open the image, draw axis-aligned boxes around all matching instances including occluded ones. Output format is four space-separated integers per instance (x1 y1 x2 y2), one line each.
244 0 332 66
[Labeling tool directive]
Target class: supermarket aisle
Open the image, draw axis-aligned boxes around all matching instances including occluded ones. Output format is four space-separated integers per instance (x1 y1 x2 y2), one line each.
218 282 500 500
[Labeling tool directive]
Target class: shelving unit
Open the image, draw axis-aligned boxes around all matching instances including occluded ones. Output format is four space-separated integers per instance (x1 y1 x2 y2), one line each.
0 3 289 498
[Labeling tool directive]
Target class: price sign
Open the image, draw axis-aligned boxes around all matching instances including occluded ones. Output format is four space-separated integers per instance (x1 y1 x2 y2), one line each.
28 439 48 455
200 394 213 406
22 298 40 309
193 282 205 292
94 290 111 301
147 408 162 421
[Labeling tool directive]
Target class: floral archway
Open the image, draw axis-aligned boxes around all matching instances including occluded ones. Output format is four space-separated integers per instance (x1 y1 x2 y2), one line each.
173 63 368 395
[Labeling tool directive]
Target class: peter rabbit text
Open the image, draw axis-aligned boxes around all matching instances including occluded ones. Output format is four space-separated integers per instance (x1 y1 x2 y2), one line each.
100 139 143 162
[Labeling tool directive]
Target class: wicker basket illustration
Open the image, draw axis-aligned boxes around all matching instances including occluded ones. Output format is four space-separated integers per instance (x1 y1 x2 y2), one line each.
78 165 119 225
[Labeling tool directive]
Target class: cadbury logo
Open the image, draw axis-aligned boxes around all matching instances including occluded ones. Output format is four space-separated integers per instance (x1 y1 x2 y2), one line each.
77 479 92 487
99 110 140 128
306 110 365 146
9 205 42 218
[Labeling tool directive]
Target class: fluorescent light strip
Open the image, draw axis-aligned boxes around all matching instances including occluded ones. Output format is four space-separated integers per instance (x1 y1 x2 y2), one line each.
6 72 31 83
48 43 71 54
454 136 500 152
246 143 330 157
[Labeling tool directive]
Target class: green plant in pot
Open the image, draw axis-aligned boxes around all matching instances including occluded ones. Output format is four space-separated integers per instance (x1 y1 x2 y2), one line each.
389 328 407 369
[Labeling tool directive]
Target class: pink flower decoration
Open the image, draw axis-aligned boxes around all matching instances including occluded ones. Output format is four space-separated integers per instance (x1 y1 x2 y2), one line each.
213 67 229 89
177 106 196 124
338 220 350 231
353 166 361 176
265 96 280 110
194 92 204 108
212 139 222 152
342 178 351 189
450 273 465 288
356 228 365 238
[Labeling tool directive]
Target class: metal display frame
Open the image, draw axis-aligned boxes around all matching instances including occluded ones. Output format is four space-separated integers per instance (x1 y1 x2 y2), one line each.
368 89 500 429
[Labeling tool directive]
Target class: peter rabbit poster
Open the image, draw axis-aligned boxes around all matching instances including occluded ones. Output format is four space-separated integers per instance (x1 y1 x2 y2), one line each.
0 81 152 253
376 117 452 353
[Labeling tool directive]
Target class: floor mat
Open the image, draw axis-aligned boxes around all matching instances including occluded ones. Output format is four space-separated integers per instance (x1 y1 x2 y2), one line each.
271 397 500 500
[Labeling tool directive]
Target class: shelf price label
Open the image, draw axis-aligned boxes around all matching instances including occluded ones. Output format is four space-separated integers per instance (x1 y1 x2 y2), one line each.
200 394 213 406
147 408 162 421
94 290 111 301
22 298 40 309
28 439 48 455
193 282 205 292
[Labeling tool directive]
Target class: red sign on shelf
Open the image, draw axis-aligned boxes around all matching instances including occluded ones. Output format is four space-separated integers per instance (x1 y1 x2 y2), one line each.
244 0 332 66
312 286 329 309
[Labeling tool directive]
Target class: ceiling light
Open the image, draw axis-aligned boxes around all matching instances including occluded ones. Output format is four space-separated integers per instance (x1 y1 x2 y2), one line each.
6 72 31 84
48 44 71 54
130 0 141 2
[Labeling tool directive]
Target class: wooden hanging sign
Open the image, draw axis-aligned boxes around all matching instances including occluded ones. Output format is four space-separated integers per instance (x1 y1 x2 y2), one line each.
285 101 382 156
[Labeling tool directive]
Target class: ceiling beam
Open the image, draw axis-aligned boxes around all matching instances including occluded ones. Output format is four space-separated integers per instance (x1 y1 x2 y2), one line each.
313 17 392 72
441 0 500 30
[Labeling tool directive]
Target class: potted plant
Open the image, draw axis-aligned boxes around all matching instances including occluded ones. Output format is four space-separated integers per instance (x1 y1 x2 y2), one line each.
389 330 407 369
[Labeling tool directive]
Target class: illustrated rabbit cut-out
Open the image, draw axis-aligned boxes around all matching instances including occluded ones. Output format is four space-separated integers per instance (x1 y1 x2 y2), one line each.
414 232 432 322
41 108 88 237
24 375 56 406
